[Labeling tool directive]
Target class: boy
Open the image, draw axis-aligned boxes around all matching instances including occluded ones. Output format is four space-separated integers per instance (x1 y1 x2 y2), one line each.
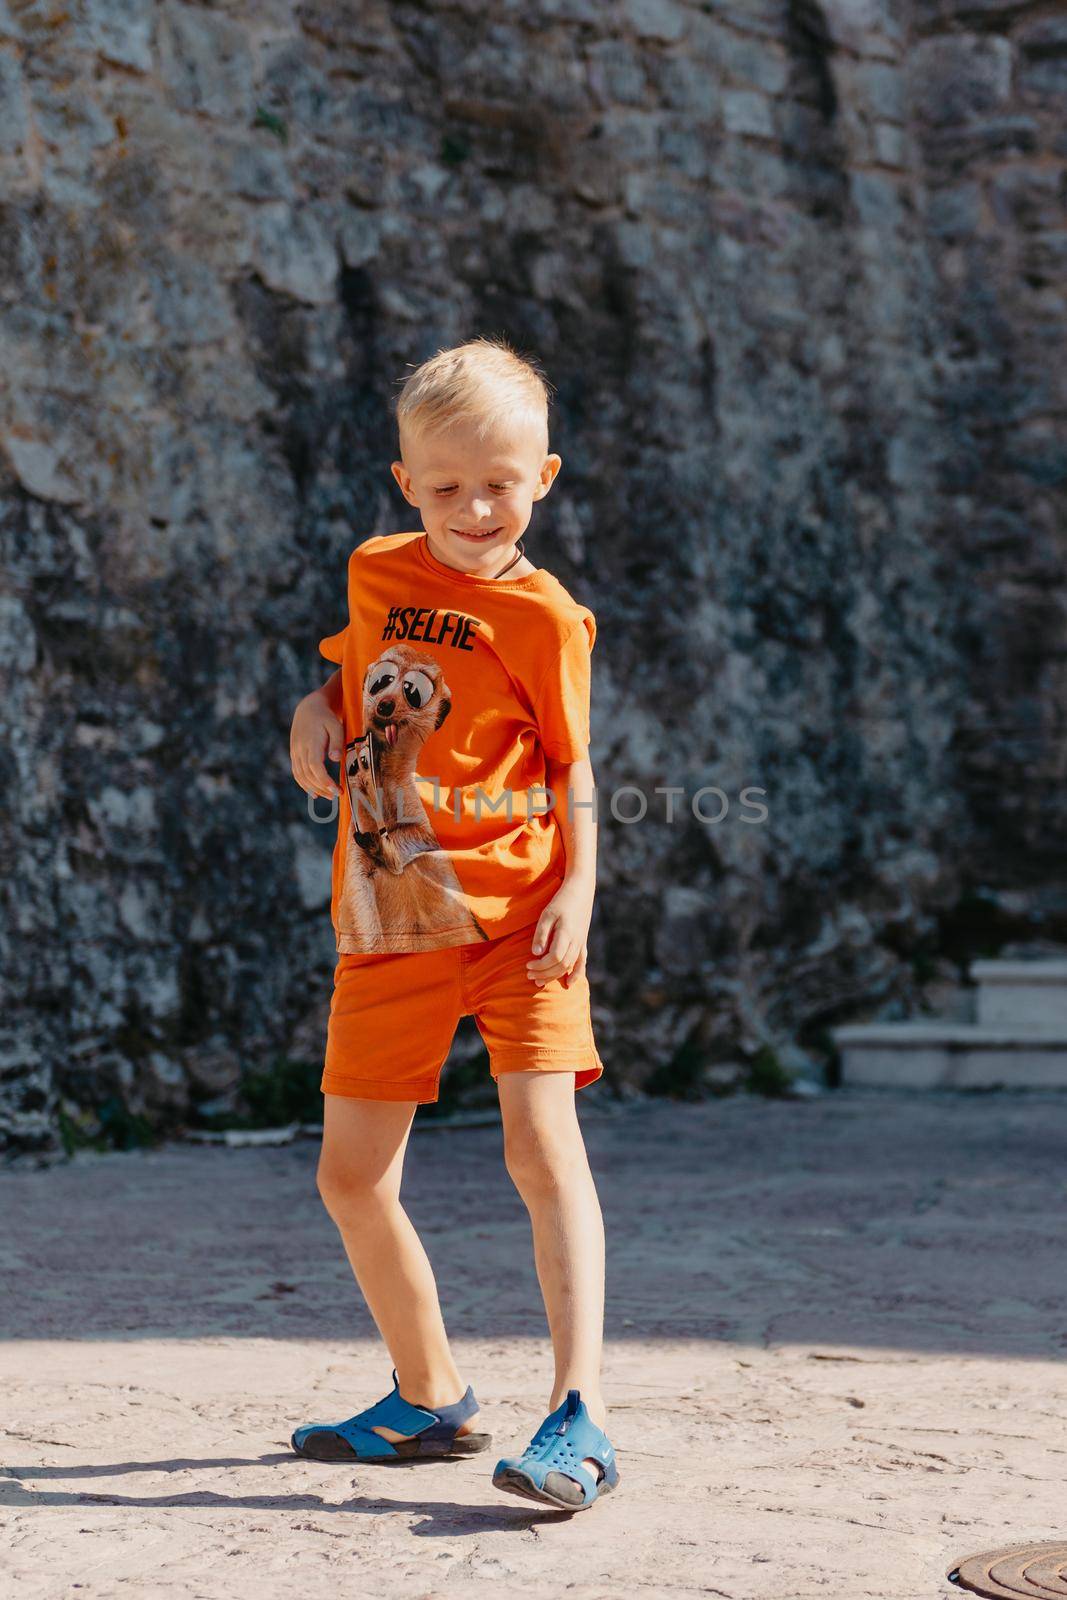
287 337 619 1510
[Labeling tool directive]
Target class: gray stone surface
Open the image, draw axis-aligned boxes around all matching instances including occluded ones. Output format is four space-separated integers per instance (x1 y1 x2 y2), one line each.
1 2 1065 1150
3 1092 1067 1596
973 959 1067 1031
835 1023 1067 1088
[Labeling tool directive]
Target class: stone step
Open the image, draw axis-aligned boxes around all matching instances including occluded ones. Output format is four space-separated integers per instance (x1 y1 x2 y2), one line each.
971 959 1067 1031
832 1021 1067 1089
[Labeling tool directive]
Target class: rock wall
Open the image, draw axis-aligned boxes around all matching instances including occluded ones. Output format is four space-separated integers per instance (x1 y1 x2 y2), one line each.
1 0 1064 1151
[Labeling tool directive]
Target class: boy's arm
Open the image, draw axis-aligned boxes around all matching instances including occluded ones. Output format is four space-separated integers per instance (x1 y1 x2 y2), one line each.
299 555 351 794
527 612 597 985
545 754 597 903
290 671 344 799
526 752 598 988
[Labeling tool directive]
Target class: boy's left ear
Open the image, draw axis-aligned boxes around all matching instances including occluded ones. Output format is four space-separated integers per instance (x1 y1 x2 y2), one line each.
534 453 562 499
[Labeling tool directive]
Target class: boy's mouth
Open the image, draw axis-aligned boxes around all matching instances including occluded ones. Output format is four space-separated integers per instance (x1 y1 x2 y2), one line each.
451 527 501 540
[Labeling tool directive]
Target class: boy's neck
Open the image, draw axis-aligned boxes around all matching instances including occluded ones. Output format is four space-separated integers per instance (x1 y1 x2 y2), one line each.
425 531 538 580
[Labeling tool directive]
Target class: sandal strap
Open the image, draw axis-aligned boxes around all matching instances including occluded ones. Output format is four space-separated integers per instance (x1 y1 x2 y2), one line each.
295 1370 482 1459
414 1383 480 1444
353 1369 440 1436
328 1417 404 1457
354 1369 479 1443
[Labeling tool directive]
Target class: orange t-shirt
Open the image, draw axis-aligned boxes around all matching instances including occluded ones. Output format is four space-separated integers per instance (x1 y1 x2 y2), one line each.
316 530 596 954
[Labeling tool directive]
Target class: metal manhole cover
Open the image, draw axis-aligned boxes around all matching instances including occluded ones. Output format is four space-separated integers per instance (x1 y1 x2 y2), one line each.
948 1542 1067 1598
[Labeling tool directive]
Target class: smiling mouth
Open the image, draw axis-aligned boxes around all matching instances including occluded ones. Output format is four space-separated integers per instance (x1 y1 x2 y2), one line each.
452 528 501 539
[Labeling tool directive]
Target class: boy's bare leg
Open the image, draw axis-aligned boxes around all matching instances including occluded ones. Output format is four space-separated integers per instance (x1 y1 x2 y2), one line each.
497 1071 608 1481
316 1093 479 1441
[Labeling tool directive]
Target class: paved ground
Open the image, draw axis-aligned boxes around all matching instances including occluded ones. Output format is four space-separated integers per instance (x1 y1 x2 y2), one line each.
2 1088 1067 1600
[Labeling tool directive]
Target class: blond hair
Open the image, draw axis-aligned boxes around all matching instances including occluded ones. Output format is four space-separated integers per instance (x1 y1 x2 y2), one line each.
393 335 554 455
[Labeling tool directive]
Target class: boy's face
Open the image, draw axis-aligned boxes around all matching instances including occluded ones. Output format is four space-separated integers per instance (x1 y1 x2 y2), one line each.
391 419 561 575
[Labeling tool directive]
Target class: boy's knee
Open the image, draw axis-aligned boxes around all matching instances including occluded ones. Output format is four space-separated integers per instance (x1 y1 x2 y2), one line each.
316 1158 389 1219
504 1131 586 1193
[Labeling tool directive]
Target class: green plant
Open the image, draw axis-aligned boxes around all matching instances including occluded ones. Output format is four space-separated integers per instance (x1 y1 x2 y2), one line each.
187 1056 324 1133
744 1044 795 1098
440 132 470 166
910 945 939 985
644 1031 708 1101
88 1096 159 1152
57 1105 106 1157
238 1055 323 1128
253 106 288 143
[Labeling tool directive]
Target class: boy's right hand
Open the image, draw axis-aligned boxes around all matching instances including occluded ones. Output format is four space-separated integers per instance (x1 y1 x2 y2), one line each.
290 689 343 799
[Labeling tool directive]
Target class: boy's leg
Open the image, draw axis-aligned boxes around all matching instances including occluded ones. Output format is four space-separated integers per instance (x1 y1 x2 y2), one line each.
317 1092 479 1441
496 1071 608 1479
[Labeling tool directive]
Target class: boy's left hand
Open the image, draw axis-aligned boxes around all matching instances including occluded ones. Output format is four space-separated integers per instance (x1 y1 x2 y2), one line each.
527 885 592 989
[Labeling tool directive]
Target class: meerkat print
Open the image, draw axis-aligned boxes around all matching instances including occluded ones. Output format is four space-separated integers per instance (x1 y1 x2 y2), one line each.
336 643 489 949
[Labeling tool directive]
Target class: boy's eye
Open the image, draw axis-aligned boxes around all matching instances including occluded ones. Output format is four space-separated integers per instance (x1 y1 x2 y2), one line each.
432 484 512 494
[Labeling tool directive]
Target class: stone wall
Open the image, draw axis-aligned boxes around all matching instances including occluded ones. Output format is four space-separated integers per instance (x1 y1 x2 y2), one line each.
1 0 1064 1151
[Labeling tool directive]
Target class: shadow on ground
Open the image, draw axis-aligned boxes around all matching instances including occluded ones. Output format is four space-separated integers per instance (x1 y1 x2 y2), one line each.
4 1090 1067 1358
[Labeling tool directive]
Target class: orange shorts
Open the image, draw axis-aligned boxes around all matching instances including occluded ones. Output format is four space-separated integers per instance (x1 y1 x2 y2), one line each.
322 918 604 1103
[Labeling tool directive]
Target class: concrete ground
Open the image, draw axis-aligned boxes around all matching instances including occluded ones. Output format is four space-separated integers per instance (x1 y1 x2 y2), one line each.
2 1088 1067 1600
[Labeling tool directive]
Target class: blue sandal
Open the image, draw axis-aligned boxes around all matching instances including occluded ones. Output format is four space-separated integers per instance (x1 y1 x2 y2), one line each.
492 1390 619 1510
291 1368 492 1462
